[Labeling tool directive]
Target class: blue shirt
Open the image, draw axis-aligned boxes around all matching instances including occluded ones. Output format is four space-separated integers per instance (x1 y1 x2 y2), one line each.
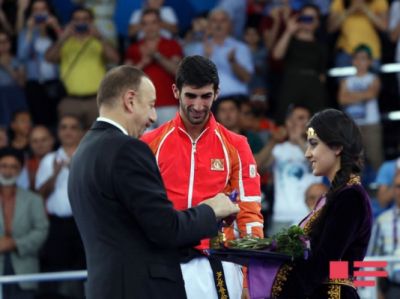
375 159 398 186
17 29 59 82
185 37 254 97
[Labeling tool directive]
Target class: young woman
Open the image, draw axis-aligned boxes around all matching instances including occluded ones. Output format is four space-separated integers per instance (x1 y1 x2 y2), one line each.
270 109 373 298
17 0 62 127
272 4 328 124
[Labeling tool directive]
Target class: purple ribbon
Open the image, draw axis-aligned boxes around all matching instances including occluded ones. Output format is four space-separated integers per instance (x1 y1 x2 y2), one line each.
248 259 284 299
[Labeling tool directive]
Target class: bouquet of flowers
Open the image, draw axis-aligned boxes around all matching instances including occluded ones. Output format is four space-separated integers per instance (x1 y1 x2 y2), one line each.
224 225 311 260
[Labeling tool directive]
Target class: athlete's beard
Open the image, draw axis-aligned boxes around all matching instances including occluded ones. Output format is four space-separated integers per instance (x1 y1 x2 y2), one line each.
179 97 210 125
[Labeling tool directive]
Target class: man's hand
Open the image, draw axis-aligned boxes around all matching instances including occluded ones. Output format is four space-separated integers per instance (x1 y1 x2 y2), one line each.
53 158 64 176
201 193 240 219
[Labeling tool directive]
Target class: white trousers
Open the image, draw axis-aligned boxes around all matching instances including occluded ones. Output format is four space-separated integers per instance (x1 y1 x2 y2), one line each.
180 257 243 299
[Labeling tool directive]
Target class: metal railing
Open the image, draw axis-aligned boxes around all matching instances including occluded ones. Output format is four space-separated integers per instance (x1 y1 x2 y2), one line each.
0 270 87 299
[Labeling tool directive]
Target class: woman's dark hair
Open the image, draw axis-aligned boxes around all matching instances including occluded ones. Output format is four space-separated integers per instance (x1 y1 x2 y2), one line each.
300 3 321 20
307 109 364 238
25 0 59 41
175 55 219 93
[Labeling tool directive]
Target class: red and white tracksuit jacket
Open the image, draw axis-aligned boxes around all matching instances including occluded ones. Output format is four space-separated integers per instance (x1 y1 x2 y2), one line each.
141 113 264 250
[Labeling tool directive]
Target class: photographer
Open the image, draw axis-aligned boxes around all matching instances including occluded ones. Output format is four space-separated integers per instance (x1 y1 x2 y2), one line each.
17 0 62 128
272 4 328 124
45 6 119 129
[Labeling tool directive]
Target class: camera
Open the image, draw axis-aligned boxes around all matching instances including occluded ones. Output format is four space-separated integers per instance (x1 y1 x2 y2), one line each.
34 14 47 24
298 15 314 24
75 23 89 33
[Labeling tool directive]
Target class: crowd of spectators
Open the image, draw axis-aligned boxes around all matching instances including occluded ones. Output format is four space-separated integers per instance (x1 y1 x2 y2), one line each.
1 0 400 298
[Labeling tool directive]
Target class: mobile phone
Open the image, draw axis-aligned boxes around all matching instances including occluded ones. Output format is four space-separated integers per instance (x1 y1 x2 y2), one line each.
298 15 314 24
34 14 47 24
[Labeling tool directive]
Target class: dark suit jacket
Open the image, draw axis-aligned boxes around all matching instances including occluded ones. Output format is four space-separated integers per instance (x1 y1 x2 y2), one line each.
68 121 218 299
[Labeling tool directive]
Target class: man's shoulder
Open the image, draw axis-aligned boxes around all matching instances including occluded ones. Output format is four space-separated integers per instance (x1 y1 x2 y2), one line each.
141 121 175 145
376 159 397 182
216 124 252 154
380 159 397 169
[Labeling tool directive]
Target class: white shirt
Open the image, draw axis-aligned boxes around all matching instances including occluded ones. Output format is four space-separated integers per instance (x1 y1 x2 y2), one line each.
35 148 72 217
97 117 128 135
343 73 380 126
272 141 322 223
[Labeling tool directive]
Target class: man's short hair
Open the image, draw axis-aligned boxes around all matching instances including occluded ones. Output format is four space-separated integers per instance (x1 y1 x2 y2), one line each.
11 109 30 123
71 6 94 20
0 147 24 167
141 8 161 21
285 103 311 120
352 44 373 59
97 65 148 108
58 114 84 131
215 96 241 112
175 55 219 92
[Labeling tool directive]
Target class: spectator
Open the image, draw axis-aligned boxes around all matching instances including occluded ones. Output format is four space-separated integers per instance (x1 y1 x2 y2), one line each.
18 0 63 128
182 12 208 53
125 8 182 126
368 170 400 299
261 0 295 50
35 115 85 298
257 105 322 235
45 6 119 129
338 44 383 171
8 110 32 191
185 8 254 98
83 0 117 45
328 0 388 68
0 146 49 299
304 182 328 211
389 0 400 95
0 30 27 127
0 0 13 35
9 110 32 154
242 95 279 144
216 0 247 39
375 157 400 208
128 0 178 40
215 97 264 154
273 4 327 124
27 125 54 191
0 126 8 148
258 0 297 116
215 97 241 133
243 24 268 94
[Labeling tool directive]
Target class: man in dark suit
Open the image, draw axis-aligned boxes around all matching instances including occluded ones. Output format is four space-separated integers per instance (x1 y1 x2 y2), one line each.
68 65 239 299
